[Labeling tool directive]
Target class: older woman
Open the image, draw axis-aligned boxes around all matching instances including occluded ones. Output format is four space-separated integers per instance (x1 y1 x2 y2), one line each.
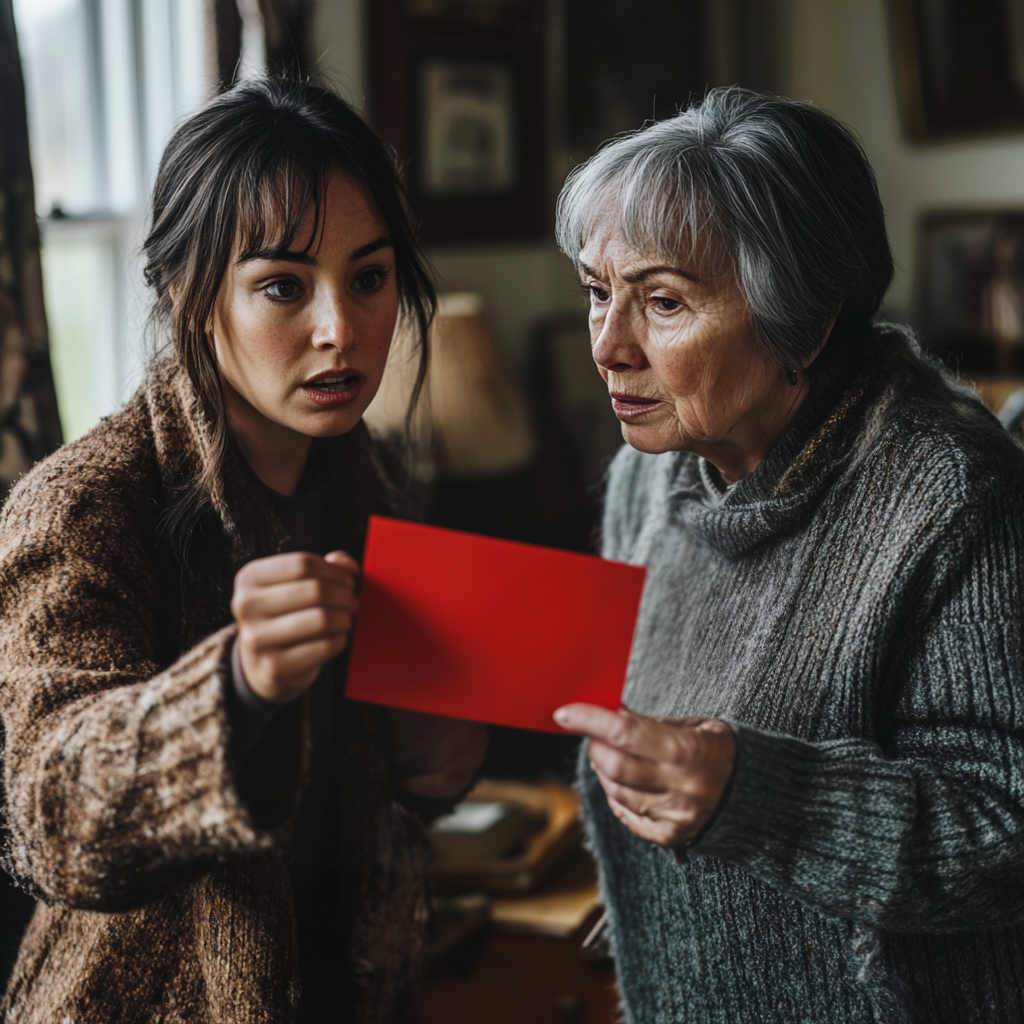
553 89 1024 1023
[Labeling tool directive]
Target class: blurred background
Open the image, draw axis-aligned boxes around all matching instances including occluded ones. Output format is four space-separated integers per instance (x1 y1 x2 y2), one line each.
10 0 1024 538
4 0 1024 1020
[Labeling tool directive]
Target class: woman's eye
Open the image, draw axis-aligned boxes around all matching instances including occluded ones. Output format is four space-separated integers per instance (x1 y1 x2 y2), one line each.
264 279 300 301
354 269 386 293
653 296 682 312
587 285 610 303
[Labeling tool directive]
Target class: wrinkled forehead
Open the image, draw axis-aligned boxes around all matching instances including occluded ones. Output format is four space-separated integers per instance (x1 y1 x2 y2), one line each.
575 178 731 279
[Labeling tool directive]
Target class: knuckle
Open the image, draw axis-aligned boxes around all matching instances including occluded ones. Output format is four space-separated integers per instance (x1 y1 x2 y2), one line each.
602 750 626 780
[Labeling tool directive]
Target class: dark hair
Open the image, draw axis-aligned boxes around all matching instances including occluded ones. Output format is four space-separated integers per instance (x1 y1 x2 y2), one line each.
556 87 894 375
142 76 435 561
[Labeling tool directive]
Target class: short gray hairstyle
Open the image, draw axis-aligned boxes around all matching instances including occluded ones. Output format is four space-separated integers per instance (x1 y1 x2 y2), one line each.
555 87 894 370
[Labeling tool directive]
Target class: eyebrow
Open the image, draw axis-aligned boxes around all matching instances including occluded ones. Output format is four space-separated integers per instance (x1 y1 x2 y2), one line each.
579 261 702 284
350 236 393 260
242 235 393 266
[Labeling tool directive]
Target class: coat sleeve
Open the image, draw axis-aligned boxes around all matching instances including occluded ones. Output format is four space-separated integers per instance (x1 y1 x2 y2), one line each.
691 481 1024 932
0 454 302 913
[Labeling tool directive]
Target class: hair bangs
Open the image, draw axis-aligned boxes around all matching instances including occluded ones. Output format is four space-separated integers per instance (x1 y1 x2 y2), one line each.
234 148 333 264
557 134 730 277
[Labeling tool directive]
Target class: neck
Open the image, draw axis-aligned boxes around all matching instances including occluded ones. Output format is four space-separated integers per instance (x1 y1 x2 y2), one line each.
701 377 810 485
222 382 312 497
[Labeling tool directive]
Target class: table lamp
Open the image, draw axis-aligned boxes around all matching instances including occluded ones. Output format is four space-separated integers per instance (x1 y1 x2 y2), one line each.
364 292 536 480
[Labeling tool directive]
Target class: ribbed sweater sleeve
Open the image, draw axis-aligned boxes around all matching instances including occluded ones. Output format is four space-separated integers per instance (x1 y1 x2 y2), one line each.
693 483 1024 932
0 454 303 913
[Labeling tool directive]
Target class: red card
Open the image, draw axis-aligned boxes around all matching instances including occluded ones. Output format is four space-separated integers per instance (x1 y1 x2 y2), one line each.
345 516 646 732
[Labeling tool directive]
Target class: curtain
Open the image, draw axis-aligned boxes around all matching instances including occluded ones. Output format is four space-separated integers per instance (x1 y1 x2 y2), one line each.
0 0 61 983
0 0 63 500
205 0 316 89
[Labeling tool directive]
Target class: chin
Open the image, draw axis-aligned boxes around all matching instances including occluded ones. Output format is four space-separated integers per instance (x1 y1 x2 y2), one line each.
298 407 367 439
621 423 678 455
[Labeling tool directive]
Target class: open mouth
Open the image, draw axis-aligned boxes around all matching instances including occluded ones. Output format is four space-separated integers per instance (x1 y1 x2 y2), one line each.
301 370 365 406
305 374 361 393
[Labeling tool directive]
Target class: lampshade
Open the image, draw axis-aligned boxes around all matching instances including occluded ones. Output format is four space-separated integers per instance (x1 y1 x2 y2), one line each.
364 292 536 480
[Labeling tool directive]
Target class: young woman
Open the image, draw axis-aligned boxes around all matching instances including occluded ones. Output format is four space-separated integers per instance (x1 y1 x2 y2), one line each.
0 78 486 1024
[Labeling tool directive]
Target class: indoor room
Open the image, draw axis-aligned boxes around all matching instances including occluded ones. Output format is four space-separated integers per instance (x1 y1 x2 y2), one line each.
1 1 1023 1022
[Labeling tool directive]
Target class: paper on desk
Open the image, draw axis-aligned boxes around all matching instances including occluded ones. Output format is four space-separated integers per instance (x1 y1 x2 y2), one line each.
345 516 646 732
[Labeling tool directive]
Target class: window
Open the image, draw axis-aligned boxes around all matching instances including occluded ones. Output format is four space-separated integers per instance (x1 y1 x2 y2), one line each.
14 0 209 440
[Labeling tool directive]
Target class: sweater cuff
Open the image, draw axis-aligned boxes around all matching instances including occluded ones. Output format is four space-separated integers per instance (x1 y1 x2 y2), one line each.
688 721 819 864
225 638 283 766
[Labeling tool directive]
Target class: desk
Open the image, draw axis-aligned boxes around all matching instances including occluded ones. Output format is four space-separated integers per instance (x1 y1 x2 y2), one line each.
419 850 616 1024
419 931 615 1024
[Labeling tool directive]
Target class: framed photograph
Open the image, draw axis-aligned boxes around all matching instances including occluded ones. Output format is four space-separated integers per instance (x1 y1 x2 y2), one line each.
891 0 1024 141
416 54 520 201
370 0 547 243
917 209 1024 372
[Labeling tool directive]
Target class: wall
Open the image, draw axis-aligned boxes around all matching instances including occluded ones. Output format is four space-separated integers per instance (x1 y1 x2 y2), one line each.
314 0 1024 345
780 0 1024 322
312 0 585 372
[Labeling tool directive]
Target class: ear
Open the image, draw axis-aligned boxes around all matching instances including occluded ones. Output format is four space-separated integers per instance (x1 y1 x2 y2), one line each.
168 282 180 306
800 307 841 370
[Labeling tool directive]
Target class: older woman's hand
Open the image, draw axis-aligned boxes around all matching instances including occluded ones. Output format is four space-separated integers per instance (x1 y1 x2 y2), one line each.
554 704 735 848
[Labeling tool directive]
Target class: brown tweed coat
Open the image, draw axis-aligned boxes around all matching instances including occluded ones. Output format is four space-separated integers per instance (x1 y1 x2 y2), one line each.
0 353 429 1023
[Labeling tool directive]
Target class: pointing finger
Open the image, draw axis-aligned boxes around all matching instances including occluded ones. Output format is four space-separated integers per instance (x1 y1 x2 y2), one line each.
553 703 633 745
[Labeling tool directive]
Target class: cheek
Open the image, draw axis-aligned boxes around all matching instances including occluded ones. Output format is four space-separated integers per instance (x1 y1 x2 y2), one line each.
215 300 301 377
651 322 771 432
648 325 714 400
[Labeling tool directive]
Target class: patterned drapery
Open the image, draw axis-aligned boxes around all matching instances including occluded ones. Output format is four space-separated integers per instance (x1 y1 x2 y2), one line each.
0 0 62 980
0 0 63 499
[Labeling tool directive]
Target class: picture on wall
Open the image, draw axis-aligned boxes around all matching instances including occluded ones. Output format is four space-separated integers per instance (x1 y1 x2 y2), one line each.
416 55 520 201
369 0 546 242
917 210 1024 372
892 0 1024 140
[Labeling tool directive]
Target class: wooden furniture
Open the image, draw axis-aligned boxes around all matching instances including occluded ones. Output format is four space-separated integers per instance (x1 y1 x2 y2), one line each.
419 780 615 1024
419 929 616 1024
419 850 615 1024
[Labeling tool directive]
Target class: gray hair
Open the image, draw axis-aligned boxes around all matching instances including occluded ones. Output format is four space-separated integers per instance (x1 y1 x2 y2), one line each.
555 87 894 370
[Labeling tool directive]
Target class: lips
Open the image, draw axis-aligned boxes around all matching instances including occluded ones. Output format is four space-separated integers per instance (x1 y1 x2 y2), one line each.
300 369 365 408
610 392 661 420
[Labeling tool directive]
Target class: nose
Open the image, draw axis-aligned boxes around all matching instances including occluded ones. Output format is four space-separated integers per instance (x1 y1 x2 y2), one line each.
591 301 645 373
310 288 356 352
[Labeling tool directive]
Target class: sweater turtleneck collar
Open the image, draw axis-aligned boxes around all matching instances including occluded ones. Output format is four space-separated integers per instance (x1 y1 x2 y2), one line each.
665 325 895 556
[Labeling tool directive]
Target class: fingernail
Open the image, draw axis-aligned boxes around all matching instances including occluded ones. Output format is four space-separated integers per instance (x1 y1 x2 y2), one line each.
553 708 569 724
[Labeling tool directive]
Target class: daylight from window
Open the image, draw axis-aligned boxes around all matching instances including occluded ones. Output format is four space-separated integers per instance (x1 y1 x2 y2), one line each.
13 0 208 441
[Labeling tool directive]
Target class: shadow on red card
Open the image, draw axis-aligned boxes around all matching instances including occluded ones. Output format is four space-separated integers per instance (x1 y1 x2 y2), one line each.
346 516 646 733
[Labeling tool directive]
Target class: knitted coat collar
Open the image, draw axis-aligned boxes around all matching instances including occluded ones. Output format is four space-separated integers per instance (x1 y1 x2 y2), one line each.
141 352 428 1024
665 324 966 557
142 350 410 571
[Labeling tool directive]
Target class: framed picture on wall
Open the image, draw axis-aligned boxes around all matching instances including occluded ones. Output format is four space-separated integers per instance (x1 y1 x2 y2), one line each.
415 54 521 201
370 0 547 243
916 209 1024 373
891 0 1024 141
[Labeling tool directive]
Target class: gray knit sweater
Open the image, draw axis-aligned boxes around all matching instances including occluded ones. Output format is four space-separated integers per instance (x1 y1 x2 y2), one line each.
582 325 1024 1024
